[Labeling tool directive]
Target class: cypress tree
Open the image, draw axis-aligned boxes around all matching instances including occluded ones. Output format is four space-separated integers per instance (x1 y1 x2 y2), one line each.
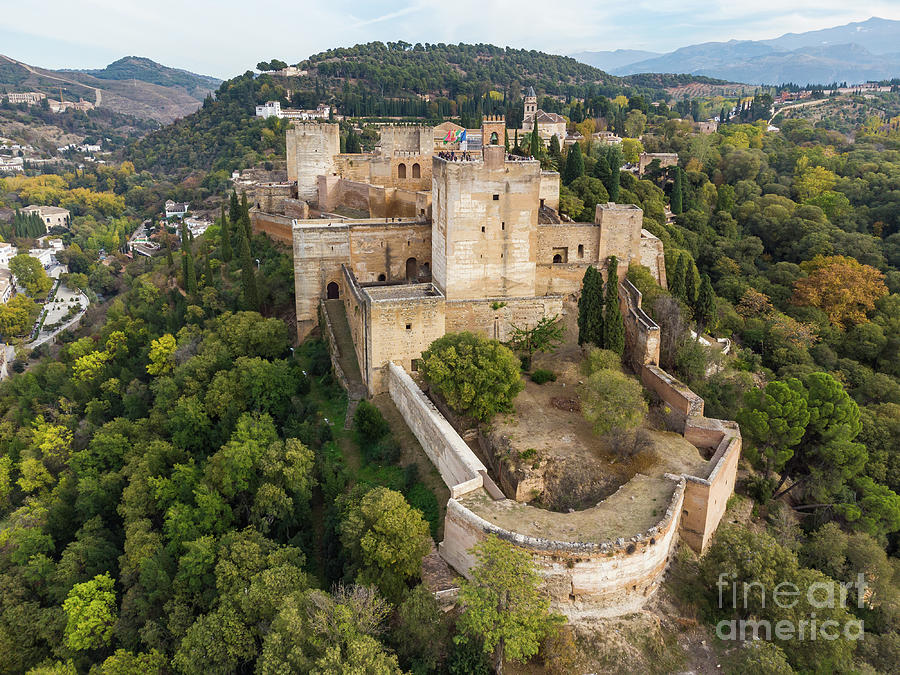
240 193 252 240
670 253 688 302
671 168 683 214
695 274 716 334
220 204 232 262
184 252 197 294
605 146 622 202
345 128 361 153
166 244 174 269
577 266 604 346
562 143 584 185
529 117 541 158
504 128 509 151
229 190 240 225
514 129 519 153
592 153 611 186
240 233 258 310
684 258 697 307
602 256 625 355
549 134 560 160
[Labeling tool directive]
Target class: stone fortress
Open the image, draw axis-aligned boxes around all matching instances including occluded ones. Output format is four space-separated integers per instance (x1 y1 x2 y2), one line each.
250 112 740 617
252 116 667 395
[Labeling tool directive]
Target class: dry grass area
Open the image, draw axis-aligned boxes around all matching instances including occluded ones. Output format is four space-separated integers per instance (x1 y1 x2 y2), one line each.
491 348 707 511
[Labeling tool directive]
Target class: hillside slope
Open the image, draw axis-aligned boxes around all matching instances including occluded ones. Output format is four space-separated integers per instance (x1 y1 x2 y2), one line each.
0 55 219 123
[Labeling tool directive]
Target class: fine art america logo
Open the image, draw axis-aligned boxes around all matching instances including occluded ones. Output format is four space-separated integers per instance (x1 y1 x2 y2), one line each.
716 573 867 641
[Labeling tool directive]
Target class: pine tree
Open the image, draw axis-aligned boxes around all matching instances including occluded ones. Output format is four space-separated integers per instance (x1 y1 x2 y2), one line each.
577 266 604 346
695 274 716 335
671 168 683 214
220 204 232 262
529 117 541 158
602 256 625 355
562 143 584 185
670 253 688 302
229 190 240 225
240 233 258 310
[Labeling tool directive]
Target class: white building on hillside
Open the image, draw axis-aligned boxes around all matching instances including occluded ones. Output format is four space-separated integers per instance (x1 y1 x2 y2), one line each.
165 200 190 219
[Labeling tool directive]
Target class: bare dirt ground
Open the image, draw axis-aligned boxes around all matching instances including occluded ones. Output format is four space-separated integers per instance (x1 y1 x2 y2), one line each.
492 348 707 512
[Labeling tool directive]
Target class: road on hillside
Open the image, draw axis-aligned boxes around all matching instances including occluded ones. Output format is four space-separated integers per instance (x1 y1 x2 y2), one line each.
0 54 102 106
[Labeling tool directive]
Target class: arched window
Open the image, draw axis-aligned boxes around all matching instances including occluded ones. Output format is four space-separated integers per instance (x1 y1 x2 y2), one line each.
412 163 421 178
398 163 407 179
578 244 584 258
553 254 562 264
406 257 417 281
326 282 339 299
490 131 499 145
377 273 386 282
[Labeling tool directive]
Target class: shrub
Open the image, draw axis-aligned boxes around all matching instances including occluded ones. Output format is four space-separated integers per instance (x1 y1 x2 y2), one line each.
582 347 621 375
419 332 523 422
530 369 556 384
354 400 390 443
580 368 647 436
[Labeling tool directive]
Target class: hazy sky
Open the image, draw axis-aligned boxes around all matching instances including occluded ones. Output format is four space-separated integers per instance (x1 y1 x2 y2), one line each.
2 1 900 78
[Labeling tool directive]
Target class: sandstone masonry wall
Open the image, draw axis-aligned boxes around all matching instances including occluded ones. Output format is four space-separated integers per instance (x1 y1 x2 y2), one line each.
388 363 485 497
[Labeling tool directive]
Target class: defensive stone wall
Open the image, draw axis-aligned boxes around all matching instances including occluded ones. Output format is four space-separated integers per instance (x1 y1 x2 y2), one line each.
681 417 742 551
388 363 485 497
250 210 294 245
642 364 705 419
620 279 661 369
444 295 565 343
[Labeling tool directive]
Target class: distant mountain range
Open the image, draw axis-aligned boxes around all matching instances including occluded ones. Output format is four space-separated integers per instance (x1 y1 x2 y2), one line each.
573 17 900 86
0 55 220 123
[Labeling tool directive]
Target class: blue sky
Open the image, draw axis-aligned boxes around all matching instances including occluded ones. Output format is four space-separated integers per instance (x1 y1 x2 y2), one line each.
2 1 900 78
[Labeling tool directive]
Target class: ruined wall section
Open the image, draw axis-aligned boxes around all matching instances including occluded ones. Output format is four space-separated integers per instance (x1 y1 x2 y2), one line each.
441 485 684 617
286 123 340 203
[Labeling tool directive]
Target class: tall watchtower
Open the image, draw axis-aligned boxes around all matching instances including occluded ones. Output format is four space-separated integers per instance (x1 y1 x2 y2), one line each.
286 123 340 203
431 146 541 301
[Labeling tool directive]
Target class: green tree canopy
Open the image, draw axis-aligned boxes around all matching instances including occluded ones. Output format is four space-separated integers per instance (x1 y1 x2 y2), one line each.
420 332 523 421
456 535 563 672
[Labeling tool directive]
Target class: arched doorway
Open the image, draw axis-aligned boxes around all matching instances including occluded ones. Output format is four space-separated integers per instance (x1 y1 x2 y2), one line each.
552 254 562 264
398 163 407 179
326 282 339 299
405 257 418 281
412 163 421 178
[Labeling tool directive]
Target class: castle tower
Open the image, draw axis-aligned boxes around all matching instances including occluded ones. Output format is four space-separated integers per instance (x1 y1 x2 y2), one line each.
431 146 541 300
286 123 340 203
481 115 506 147
523 86 537 122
